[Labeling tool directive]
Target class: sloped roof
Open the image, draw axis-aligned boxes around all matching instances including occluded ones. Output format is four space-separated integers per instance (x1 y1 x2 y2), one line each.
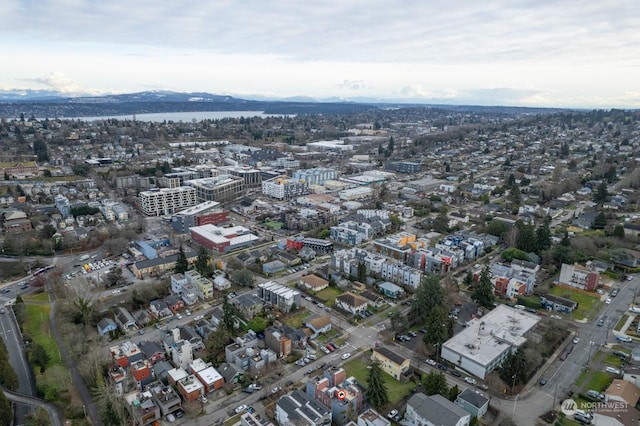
336 292 367 307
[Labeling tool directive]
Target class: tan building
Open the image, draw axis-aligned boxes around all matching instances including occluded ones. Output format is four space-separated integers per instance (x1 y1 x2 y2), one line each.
335 292 368 315
298 274 329 293
372 347 410 380
605 379 640 406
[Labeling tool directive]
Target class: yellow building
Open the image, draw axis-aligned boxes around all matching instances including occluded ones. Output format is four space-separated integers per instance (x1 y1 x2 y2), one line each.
372 347 410 380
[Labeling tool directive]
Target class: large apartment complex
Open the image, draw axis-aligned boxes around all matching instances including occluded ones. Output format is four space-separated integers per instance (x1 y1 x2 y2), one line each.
137 187 197 217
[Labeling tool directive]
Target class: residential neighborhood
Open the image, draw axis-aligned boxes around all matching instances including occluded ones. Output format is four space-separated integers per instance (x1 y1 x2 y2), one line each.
1 106 640 426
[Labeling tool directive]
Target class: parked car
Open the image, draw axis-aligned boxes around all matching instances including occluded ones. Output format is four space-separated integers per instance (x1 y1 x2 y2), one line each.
341 352 351 360
464 376 477 385
426 359 436 366
436 363 448 371
605 366 621 375
408 331 418 337
235 405 248 414
611 288 619 297
271 386 281 394
539 377 548 386
573 337 580 344
388 409 398 419
605 298 612 304
450 370 462 378
617 335 632 343
587 390 605 400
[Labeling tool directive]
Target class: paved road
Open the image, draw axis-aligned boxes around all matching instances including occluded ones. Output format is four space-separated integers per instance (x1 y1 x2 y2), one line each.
2 387 63 426
0 304 37 424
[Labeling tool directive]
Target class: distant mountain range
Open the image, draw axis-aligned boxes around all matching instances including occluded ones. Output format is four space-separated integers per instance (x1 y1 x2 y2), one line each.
0 89 566 118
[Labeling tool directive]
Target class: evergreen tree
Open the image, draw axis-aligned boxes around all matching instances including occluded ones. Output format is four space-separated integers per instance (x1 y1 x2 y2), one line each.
472 264 495 309
0 390 12 426
423 306 453 347
409 275 443 325
423 370 448 396
357 262 367 283
613 224 625 239
499 346 528 388
448 384 461 401
463 271 474 287
535 217 552 253
592 211 607 229
594 182 608 204
195 246 211 276
365 360 389 408
174 246 189 274
515 221 536 253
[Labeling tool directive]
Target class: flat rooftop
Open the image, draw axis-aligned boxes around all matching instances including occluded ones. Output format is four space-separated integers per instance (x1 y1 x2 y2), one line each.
442 304 540 367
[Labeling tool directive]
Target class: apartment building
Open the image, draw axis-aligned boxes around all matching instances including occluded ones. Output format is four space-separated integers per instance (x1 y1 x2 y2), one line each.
137 187 197 217
262 175 309 200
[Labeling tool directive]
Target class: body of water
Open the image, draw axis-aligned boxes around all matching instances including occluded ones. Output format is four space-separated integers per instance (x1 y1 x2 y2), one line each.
63 110 291 122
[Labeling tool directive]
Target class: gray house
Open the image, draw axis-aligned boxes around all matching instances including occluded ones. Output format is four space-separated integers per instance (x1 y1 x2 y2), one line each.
97 317 117 336
455 388 489 419
114 307 137 333
540 293 577 314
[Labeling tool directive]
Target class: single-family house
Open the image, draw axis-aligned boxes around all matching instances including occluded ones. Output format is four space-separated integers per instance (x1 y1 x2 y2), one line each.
372 347 410 380
231 293 264 319
213 275 232 291
138 341 166 365
304 315 332 338
97 317 117 336
263 260 287 274
298 274 329 293
114 307 137 333
335 292 368 316
165 295 185 314
360 290 386 309
455 388 489 419
149 300 172 319
218 362 244 384
377 281 405 299
604 379 640 407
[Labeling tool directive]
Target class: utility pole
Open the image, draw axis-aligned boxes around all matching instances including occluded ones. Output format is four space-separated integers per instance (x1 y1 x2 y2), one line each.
553 382 558 413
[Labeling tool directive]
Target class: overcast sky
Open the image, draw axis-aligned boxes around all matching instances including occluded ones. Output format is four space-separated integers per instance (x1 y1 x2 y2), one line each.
2 0 639 108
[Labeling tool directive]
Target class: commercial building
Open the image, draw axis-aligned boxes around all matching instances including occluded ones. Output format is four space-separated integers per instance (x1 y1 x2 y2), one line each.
189 224 259 253
170 201 229 233
262 175 309 200
220 166 263 188
293 168 338 186
137 187 197 217
440 305 539 379
184 175 245 204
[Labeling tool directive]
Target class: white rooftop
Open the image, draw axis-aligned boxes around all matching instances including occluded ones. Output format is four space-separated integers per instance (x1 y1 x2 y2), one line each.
442 304 540 367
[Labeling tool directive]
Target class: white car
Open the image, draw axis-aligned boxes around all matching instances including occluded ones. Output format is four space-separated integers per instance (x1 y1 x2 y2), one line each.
341 353 351 360
606 367 621 375
573 337 580 344
388 409 398 419
550 315 562 320
426 359 437 366
464 377 477 385
605 298 612 304
617 335 632 343
235 404 248 414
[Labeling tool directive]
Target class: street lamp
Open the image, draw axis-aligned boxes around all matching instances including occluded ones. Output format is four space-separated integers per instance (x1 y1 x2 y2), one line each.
434 343 441 364
511 374 517 395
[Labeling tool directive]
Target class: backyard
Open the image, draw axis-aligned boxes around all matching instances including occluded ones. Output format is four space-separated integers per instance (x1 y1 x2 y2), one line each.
343 356 415 406
549 286 601 321
314 287 343 306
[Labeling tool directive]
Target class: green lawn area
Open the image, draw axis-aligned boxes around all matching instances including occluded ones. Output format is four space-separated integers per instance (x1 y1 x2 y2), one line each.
22 304 62 367
282 309 311 328
549 286 600 320
315 287 342 306
583 370 613 392
344 357 415 405
23 292 51 303
615 314 629 332
603 354 625 368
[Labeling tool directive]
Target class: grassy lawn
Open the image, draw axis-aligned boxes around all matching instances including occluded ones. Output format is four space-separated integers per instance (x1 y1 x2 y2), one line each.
282 309 310 328
23 304 62 366
315 287 342 306
615 314 629 332
344 357 415 405
602 354 624 368
584 370 613 392
549 286 600 320
23 292 51 303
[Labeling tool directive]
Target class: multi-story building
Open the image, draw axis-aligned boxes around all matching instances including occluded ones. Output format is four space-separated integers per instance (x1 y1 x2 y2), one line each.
262 175 309 200
170 201 229 233
558 263 599 292
406 393 470 426
372 347 410 380
330 225 363 246
257 281 301 313
54 194 71 218
441 305 539 379
220 166 263 188
189 224 259 253
276 389 331 426
293 168 337 186
184 175 244 204
137 187 197 217
385 161 422 174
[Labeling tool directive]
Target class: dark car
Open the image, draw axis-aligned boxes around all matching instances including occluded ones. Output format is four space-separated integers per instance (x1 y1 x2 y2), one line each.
329 343 338 350
174 410 184 419
437 363 448 371
611 288 619 297
449 370 462 377
539 377 548 386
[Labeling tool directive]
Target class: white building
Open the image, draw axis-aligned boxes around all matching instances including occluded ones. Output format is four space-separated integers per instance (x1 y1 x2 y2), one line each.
440 305 540 379
138 187 197 217
262 176 309 200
